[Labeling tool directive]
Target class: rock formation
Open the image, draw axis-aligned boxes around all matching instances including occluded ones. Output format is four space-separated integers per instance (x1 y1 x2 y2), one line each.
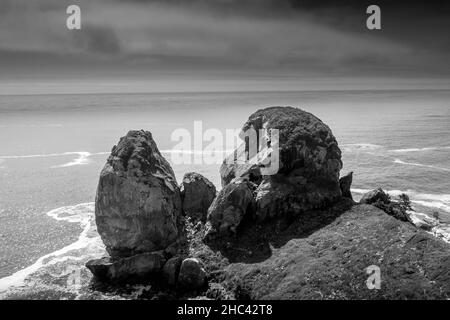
211 107 343 235
359 188 390 205
85 252 166 282
339 172 353 200
180 172 216 222
360 188 411 222
95 130 182 258
207 177 256 234
178 258 207 290
78 107 450 301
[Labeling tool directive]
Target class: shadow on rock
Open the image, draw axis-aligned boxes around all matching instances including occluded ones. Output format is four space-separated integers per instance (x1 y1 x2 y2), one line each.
205 198 354 263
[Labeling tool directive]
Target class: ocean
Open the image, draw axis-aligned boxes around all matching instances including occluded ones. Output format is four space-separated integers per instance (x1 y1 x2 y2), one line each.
0 89 449 298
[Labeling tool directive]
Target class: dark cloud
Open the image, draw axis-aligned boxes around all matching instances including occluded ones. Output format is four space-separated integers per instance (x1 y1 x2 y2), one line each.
0 0 448 90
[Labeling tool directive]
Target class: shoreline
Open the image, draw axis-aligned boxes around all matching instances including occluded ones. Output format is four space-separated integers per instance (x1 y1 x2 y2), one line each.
1 188 450 297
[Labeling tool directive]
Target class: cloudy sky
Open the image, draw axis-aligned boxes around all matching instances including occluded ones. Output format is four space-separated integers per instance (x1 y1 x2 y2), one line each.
0 0 449 94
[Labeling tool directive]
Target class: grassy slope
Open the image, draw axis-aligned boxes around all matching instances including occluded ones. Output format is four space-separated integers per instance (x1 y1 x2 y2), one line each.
191 201 450 300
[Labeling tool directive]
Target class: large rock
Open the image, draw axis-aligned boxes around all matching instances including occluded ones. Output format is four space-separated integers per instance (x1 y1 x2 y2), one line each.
178 258 207 290
339 172 353 200
86 252 166 282
207 178 257 234
95 130 182 257
217 107 342 226
180 172 216 222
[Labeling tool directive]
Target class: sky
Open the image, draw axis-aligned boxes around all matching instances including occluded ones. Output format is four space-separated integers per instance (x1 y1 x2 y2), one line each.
0 0 449 94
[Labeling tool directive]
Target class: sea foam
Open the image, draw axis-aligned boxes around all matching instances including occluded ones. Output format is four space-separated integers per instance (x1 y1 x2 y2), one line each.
0 151 109 169
393 158 450 172
0 203 105 296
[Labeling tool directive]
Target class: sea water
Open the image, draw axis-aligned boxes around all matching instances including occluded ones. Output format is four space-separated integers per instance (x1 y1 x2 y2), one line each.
0 90 449 298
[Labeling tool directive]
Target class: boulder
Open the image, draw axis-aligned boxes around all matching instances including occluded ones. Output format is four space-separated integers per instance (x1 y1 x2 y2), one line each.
359 188 390 205
95 130 182 258
178 258 207 289
86 252 166 282
220 162 262 188
216 107 342 226
162 256 183 286
207 178 257 234
339 172 353 200
180 172 216 222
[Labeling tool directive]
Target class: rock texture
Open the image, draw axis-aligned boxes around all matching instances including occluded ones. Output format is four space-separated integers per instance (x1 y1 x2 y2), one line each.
86 252 166 282
360 188 390 205
95 130 182 257
180 172 216 222
162 256 183 287
222 203 450 299
212 107 343 235
339 172 353 200
207 178 256 234
178 258 207 290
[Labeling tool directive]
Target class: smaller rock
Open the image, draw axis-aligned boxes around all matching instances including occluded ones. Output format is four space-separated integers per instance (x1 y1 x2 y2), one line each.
86 252 166 282
162 256 182 286
339 172 353 200
181 172 216 222
85 257 112 280
207 178 256 235
359 188 390 205
178 258 207 290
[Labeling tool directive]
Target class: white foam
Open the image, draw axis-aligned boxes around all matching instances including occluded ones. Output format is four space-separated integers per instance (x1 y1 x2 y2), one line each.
411 200 450 213
393 158 450 172
0 202 105 294
51 152 91 168
341 143 383 152
391 146 450 153
351 188 372 194
0 151 110 169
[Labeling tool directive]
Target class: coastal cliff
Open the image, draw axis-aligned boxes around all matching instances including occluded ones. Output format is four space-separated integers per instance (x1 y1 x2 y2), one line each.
84 106 450 300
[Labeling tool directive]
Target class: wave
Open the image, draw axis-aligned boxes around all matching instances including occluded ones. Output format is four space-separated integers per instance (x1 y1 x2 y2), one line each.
0 151 109 169
51 152 91 168
391 146 450 153
0 203 105 295
393 159 450 172
341 143 383 152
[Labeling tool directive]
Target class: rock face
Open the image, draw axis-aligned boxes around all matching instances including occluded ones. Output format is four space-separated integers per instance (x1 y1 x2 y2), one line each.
207 178 257 234
178 258 207 290
339 172 353 200
180 172 216 222
212 107 342 234
85 252 166 282
95 130 182 257
360 188 390 205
